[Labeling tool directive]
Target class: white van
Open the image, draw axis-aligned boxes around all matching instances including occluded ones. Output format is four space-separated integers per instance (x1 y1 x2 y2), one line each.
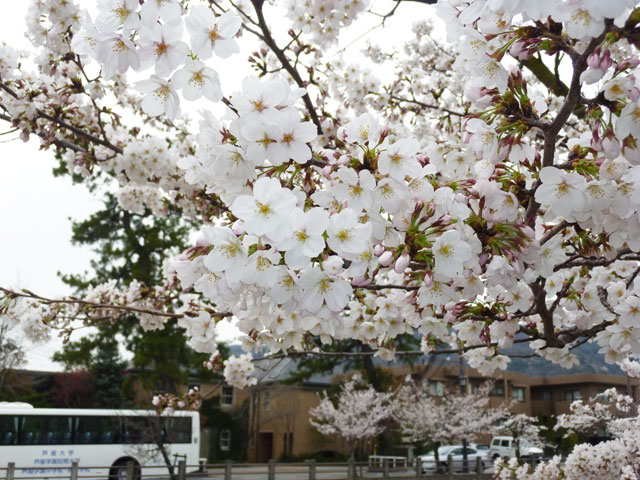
489 436 543 460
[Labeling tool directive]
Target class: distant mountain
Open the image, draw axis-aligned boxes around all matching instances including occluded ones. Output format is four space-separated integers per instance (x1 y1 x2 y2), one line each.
233 336 625 383
505 341 623 377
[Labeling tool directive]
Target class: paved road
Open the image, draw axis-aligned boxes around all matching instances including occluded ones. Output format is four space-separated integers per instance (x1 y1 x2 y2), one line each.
186 464 496 480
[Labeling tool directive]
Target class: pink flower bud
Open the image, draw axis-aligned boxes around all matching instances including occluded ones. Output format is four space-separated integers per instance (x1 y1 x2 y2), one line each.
394 252 410 273
424 272 434 288
616 58 640 72
521 225 535 239
587 50 601 69
321 165 332 178
478 252 489 266
232 219 245 236
509 40 525 58
379 125 391 142
417 153 429 165
379 251 393 266
602 136 621 160
352 276 372 286
373 245 385 256
599 49 612 70
444 301 457 312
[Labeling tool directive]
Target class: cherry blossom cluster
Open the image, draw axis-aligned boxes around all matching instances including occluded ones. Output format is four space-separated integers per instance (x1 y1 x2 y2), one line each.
151 386 201 415
0 279 199 343
621 357 640 378
5 0 640 438
70 0 241 119
220 353 257 389
285 0 369 48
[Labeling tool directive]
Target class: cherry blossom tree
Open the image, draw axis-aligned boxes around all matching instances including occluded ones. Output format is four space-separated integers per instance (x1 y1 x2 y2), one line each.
2 0 640 475
496 388 639 479
309 376 394 458
492 413 545 461
554 387 636 441
393 380 512 470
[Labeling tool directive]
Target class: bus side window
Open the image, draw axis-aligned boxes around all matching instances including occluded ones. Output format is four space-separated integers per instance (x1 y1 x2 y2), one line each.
0 415 18 445
21 416 46 445
76 416 100 444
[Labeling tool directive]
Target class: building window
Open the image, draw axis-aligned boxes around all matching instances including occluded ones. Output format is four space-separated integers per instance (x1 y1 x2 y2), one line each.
542 389 552 401
221 386 234 406
565 389 581 401
429 381 444 397
491 384 505 397
512 387 525 402
263 390 271 410
219 429 231 451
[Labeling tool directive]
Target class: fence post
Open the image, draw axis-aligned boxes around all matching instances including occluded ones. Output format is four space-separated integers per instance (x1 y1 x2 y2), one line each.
6 463 14 480
126 461 134 480
225 459 232 480
347 457 355 480
268 459 275 480
415 458 422 479
530 456 537 469
447 454 454 479
476 457 483 478
70 461 79 480
177 460 186 480
383 458 389 479
308 458 316 480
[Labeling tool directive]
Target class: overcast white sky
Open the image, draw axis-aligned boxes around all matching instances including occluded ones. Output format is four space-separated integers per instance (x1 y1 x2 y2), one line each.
0 1 431 371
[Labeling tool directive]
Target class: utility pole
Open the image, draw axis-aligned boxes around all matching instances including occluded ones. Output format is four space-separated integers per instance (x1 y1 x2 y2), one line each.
459 355 469 473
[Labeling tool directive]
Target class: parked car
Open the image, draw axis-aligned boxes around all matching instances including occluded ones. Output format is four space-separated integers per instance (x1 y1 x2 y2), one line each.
489 436 543 461
417 445 489 473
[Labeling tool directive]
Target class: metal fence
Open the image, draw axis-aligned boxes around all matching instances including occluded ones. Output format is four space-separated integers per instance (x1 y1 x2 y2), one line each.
0 457 501 480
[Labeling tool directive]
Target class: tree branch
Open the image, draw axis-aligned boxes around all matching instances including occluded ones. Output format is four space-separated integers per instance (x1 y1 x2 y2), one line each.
250 0 323 134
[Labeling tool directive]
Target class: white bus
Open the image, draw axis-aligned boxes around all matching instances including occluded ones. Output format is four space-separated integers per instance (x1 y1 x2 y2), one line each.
0 404 200 479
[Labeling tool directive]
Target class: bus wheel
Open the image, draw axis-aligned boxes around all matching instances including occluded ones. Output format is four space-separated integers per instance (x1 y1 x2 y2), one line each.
108 459 140 480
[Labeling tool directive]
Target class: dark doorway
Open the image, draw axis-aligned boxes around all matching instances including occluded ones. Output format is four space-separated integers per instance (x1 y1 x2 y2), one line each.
257 432 274 462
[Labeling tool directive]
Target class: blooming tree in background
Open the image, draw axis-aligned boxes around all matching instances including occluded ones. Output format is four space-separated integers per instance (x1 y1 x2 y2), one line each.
492 413 545 460
395 380 513 443
554 387 637 440
309 376 393 458
1 0 640 474
496 388 639 479
394 379 512 469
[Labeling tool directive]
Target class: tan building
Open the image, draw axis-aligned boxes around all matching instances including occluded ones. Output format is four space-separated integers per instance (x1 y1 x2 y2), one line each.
126 361 640 461
395 364 639 416
528 373 639 416
239 363 639 460
245 382 349 462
